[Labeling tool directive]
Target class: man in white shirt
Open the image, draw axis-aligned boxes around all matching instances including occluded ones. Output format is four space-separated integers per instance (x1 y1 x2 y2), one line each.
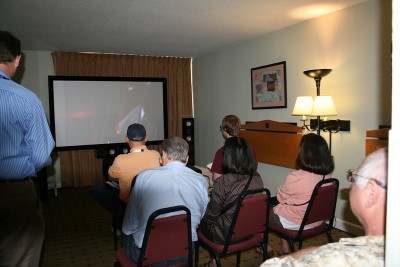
122 136 209 265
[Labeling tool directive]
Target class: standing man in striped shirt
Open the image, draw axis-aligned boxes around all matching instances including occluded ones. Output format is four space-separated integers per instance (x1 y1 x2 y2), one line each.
0 30 55 267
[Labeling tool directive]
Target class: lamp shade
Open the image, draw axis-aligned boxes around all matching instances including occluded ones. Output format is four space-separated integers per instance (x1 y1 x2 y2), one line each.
292 96 314 116
311 96 337 116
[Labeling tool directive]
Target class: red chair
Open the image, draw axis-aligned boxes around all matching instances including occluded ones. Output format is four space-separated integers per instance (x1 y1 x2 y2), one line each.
268 178 339 252
195 188 270 267
116 205 192 267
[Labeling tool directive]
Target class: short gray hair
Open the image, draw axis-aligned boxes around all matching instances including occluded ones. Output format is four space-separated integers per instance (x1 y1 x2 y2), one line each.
161 137 189 163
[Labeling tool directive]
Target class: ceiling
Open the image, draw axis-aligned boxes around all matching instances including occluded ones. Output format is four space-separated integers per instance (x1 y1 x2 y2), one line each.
1 0 365 57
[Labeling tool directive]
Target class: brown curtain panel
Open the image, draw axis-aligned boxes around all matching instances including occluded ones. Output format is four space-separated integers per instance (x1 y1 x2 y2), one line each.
52 52 193 187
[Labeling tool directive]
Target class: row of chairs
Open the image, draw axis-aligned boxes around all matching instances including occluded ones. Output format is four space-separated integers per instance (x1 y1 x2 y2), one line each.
115 178 339 267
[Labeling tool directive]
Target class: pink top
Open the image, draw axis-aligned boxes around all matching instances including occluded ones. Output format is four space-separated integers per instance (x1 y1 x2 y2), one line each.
273 169 330 226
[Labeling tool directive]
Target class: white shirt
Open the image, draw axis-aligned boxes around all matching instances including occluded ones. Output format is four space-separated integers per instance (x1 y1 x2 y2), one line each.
122 161 209 248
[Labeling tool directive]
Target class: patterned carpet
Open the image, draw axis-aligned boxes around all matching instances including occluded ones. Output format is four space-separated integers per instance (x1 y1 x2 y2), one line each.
40 187 354 266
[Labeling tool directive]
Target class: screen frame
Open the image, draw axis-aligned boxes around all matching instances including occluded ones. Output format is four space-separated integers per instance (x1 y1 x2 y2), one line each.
48 75 168 151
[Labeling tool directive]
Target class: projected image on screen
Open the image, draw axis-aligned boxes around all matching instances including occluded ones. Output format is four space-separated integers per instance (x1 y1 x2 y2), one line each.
49 76 167 149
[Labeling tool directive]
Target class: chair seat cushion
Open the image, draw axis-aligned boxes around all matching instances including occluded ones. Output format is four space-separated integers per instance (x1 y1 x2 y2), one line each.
269 222 328 239
198 230 262 254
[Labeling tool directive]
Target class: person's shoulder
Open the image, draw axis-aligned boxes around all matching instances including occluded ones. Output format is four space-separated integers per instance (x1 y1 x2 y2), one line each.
339 235 384 246
186 165 202 174
220 172 236 179
217 173 238 185
178 164 203 177
2 81 39 101
135 166 164 182
212 146 224 159
215 146 224 154
140 164 164 174
288 169 310 178
180 165 207 182
145 149 161 156
114 152 146 163
113 153 129 161
294 170 325 182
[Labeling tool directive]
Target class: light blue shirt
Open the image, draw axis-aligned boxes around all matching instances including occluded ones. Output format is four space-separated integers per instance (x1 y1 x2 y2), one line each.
0 70 55 180
122 161 209 248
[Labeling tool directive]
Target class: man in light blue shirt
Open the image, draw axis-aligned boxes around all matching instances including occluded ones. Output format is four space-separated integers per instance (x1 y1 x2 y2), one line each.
122 136 209 265
0 37 54 179
0 30 55 267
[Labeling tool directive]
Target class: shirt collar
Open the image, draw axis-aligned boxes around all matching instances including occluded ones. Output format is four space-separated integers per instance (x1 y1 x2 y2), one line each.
0 70 10 80
130 145 147 153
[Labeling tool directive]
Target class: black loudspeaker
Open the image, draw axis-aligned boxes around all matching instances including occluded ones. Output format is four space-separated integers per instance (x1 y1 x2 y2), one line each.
96 143 130 159
182 118 195 165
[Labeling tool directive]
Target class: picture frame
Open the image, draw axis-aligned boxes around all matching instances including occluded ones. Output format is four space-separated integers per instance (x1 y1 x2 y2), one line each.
251 61 287 109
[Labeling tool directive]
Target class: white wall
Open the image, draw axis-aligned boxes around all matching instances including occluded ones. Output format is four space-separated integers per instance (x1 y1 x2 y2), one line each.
193 0 391 235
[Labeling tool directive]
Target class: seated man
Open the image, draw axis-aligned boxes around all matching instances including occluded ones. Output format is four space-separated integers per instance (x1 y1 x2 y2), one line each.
122 136 209 264
90 123 161 218
261 147 387 267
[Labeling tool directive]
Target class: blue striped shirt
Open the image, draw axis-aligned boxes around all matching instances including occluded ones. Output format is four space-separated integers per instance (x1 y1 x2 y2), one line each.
0 70 55 180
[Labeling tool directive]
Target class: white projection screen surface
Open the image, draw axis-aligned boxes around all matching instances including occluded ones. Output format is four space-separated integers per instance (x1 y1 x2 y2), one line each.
49 76 167 149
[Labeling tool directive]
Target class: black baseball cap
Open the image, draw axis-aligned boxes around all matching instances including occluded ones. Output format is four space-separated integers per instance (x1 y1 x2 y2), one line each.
127 123 146 141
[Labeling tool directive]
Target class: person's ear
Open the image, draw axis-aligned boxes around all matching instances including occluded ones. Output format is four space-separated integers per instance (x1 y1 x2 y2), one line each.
184 156 189 165
125 136 129 143
14 55 21 68
160 151 167 165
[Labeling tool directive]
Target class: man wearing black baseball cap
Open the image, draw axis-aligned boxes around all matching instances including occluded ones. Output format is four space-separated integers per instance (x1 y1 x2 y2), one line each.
127 123 147 142
90 123 161 218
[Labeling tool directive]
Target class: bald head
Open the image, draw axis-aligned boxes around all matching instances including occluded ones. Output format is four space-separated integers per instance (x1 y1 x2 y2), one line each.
349 147 388 235
356 147 388 188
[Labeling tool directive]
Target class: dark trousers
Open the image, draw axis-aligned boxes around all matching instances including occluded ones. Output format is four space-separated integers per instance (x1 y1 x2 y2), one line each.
0 179 44 267
90 183 127 218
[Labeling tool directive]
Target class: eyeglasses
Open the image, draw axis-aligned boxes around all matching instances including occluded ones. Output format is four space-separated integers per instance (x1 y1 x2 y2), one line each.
346 169 386 189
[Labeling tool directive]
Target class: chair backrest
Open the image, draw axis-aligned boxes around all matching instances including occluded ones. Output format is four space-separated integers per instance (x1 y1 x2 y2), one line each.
299 178 339 233
223 188 270 253
138 205 192 267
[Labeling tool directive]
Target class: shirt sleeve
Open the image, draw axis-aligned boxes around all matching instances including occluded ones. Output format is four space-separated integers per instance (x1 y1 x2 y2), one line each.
108 156 122 180
210 148 223 174
25 98 55 173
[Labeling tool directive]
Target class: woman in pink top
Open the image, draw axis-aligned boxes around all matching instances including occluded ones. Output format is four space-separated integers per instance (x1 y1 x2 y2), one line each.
269 133 334 255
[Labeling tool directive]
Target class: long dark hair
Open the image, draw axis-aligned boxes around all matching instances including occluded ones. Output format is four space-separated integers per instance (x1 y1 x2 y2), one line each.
222 136 256 175
296 133 334 175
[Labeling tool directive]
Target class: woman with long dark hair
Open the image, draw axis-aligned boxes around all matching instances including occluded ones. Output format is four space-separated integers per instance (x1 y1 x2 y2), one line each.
269 133 334 255
200 136 264 266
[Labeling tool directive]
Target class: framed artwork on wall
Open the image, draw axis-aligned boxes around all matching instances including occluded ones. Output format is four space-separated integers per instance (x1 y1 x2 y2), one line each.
251 61 287 109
